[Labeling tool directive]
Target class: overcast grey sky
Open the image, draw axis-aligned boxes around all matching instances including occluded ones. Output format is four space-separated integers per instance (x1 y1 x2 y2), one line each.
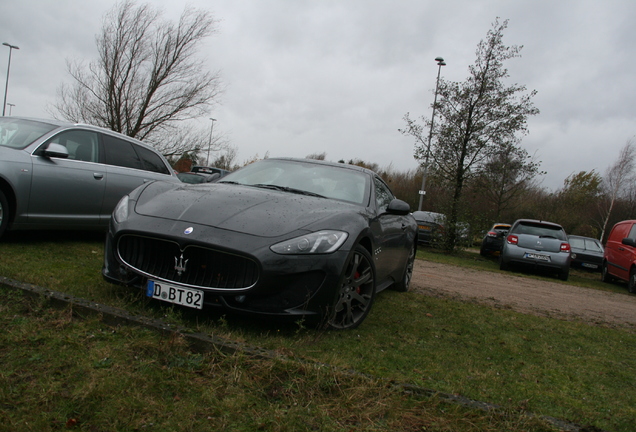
2 0 635 191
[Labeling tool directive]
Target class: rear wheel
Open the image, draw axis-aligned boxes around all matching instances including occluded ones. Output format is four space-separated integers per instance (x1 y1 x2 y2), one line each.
499 255 509 271
628 269 636 294
392 242 415 292
559 267 569 281
0 190 8 239
328 245 376 330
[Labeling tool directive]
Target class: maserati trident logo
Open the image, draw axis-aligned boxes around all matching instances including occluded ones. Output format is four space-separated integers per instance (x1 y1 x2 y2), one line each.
174 253 189 276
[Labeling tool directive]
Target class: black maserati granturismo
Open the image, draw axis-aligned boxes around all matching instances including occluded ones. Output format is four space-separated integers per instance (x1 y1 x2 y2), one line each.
102 157 417 329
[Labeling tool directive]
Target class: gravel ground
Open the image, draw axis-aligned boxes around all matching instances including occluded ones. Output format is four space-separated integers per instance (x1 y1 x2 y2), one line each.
410 259 636 331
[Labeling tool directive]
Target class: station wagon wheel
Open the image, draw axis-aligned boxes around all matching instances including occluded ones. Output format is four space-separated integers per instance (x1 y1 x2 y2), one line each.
393 242 415 292
0 190 8 239
329 245 376 330
628 269 636 294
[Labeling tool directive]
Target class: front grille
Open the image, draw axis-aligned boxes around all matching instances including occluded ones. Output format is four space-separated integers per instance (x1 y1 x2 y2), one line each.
116 235 259 290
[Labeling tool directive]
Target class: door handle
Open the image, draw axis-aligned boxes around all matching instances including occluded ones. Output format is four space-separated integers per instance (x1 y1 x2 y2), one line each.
93 173 104 180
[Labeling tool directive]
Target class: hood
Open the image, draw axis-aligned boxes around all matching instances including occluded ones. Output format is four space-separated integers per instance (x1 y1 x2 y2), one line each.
134 182 358 237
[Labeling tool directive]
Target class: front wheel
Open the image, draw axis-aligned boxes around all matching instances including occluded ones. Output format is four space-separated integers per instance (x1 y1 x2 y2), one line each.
392 242 415 292
628 269 636 294
0 190 9 239
328 245 376 330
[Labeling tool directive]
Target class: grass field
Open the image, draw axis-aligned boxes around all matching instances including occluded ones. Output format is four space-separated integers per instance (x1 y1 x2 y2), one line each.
1 230 634 431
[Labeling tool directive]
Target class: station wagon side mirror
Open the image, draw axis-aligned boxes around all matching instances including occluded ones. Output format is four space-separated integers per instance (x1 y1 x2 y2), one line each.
43 143 69 159
387 199 410 215
621 238 636 247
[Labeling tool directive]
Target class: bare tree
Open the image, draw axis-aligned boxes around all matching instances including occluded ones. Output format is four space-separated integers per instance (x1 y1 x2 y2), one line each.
210 146 239 171
156 126 229 164
598 139 636 241
51 1 222 146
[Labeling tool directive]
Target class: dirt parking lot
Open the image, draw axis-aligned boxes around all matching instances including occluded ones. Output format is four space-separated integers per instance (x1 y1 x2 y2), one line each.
410 259 636 331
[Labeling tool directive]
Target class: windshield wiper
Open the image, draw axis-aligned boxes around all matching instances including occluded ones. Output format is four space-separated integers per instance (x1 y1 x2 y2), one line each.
251 184 325 198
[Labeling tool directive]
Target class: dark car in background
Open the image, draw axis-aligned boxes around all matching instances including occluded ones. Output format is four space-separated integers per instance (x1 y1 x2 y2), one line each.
191 165 231 178
499 219 571 281
103 157 418 329
412 211 445 246
568 235 603 272
0 117 179 239
177 171 220 184
480 223 511 256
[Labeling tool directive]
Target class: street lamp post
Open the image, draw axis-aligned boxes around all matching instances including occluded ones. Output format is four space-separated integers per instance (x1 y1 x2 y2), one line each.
418 56 446 211
206 118 217 165
2 42 19 117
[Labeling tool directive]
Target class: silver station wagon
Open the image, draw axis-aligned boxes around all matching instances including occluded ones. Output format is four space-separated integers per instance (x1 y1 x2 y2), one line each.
499 219 572 281
0 117 179 239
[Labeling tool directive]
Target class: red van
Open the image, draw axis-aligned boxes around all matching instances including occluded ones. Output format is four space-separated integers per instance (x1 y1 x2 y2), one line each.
602 220 636 293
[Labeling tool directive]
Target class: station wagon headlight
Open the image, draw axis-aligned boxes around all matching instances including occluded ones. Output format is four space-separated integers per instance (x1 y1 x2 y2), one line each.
113 195 130 223
271 230 348 254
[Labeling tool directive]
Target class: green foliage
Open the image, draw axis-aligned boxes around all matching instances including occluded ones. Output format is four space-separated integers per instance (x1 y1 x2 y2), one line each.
1 233 635 431
402 18 540 251
1 285 562 432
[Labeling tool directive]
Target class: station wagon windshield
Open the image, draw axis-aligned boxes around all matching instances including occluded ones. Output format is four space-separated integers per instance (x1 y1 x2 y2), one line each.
0 118 58 149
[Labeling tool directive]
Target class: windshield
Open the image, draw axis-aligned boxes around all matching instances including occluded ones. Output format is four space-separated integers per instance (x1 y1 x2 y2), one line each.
220 159 370 205
0 118 59 149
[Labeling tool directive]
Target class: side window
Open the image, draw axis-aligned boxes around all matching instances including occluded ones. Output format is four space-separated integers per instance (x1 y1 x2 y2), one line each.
134 144 170 175
628 224 636 241
374 177 394 213
102 134 143 170
45 130 99 162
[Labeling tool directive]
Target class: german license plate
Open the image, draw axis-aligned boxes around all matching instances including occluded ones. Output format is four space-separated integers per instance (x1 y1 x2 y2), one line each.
525 253 550 262
582 262 598 269
146 280 204 309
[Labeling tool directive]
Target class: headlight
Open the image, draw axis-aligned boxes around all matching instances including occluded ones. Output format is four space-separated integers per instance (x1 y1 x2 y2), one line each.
113 195 130 223
270 230 348 254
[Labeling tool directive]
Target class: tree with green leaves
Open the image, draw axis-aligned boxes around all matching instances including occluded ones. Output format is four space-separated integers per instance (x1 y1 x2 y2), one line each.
557 170 602 236
401 18 539 251
471 143 543 221
51 0 222 156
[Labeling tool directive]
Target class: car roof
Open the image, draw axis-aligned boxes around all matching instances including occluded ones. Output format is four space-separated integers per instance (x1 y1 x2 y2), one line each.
412 211 445 221
568 235 600 241
6 116 159 152
513 219 564 229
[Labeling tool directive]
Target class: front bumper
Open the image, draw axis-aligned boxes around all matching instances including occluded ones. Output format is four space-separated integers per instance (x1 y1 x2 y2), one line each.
102 225 350 318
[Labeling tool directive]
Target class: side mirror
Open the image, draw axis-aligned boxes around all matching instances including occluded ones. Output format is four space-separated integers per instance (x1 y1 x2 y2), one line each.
622 238 636 247
386 199 410 215
43 143 69 159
